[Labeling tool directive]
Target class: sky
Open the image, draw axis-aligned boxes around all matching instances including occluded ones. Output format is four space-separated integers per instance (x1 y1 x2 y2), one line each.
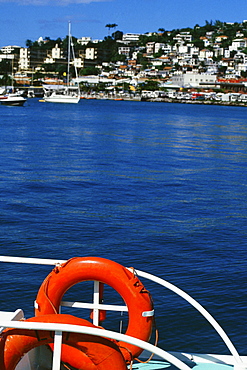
0 0 247 47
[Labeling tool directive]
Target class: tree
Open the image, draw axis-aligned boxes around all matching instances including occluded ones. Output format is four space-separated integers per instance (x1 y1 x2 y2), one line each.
139 79 161 91
214 20 224 29
105 23 118 35
137 53 150 70
241 70 247 78
0 59 11 72
80 66 100 76
158 28 165 34
26 39 33 48
0 60 13 87
242 47 247 55
112 30 123 41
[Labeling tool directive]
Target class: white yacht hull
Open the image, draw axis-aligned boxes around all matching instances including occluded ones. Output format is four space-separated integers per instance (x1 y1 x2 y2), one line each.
44 94 80 104
0 95 26 106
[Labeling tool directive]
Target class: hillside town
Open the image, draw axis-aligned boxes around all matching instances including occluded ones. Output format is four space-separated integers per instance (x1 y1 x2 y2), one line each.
1 20 247 104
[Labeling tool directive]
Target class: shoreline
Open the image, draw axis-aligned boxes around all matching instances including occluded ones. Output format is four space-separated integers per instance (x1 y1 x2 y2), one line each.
80 93 247 107
142 97 247 107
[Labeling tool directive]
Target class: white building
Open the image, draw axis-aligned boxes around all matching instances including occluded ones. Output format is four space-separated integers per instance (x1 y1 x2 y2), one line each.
170 73 217 88
122 33 140 42
85 47 97 60
229 38 247 52
215 35 228 43
154 43 166 54
51 44 62 59
199 49 214 60
178 45 189 54
1 45 20 54
74 58 83 68
19 48 29 70
224 49 231 58
162 44 172 54
200 37 211 47
173 32 192 45
146 42 155 55
77 37 92 45
118 46 132 56
0 53 14 61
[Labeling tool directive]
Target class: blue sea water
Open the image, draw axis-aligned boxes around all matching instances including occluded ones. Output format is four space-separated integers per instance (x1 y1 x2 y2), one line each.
0 99 246 355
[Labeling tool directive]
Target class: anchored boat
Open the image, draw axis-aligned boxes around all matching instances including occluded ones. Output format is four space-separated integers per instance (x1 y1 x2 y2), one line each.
0 256 246 370
0 88 26 106
42 22 80 104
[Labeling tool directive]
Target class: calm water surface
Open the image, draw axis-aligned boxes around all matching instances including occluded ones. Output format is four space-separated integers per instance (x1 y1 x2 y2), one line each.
0 99 246 354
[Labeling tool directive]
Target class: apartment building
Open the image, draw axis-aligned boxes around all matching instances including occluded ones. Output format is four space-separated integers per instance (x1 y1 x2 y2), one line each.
118 46 132 57
122 33 140 43
229 38 247 52
171 72 217 88
19 48 30 70
173 32 193 45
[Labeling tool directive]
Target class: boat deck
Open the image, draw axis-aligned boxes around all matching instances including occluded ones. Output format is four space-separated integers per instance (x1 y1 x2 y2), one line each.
1 256 246 370
132 362 233 370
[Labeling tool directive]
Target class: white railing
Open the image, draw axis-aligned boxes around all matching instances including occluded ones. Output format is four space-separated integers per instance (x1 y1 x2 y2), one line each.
0 320 192 370
133 269 243 366
0 255 244 368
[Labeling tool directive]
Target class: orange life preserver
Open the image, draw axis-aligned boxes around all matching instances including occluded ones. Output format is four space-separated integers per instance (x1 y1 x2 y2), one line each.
0 314 127 370
35 257 154 362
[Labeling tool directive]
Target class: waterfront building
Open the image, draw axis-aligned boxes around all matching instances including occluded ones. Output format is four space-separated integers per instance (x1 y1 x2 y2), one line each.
170 72 217 88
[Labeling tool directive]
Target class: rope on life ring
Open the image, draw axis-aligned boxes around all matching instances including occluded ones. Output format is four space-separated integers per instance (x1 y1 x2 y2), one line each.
35 257 154 363
0 314 127 370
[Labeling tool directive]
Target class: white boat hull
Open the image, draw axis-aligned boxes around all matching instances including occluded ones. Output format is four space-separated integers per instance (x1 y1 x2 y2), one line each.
0 95 26 106
44 94 80 104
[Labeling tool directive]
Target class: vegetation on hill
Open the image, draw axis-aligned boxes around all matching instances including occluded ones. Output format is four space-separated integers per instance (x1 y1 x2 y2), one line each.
1 19 247 85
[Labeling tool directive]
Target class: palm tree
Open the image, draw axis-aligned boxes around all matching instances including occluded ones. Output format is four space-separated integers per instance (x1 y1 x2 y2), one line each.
105 23 118 35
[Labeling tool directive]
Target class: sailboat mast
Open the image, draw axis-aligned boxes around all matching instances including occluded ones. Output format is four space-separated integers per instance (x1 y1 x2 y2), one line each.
67 21 71 86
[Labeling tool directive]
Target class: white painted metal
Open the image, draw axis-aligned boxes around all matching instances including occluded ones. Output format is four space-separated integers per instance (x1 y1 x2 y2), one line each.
134 269 243 366
0 309 24 333
142 309 155 317
60 300 128 312
52 331 62 370
0 320 192 370
93 281 100 326
0 255 244 368
0 255 65 265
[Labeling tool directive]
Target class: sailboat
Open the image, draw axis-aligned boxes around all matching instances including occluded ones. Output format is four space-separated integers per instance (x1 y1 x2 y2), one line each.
43 22 80 104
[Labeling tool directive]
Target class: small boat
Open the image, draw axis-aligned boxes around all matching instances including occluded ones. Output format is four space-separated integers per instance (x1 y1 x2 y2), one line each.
43 22 80 104
0 88 26 106
43 85 81 104
0 255 246 370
